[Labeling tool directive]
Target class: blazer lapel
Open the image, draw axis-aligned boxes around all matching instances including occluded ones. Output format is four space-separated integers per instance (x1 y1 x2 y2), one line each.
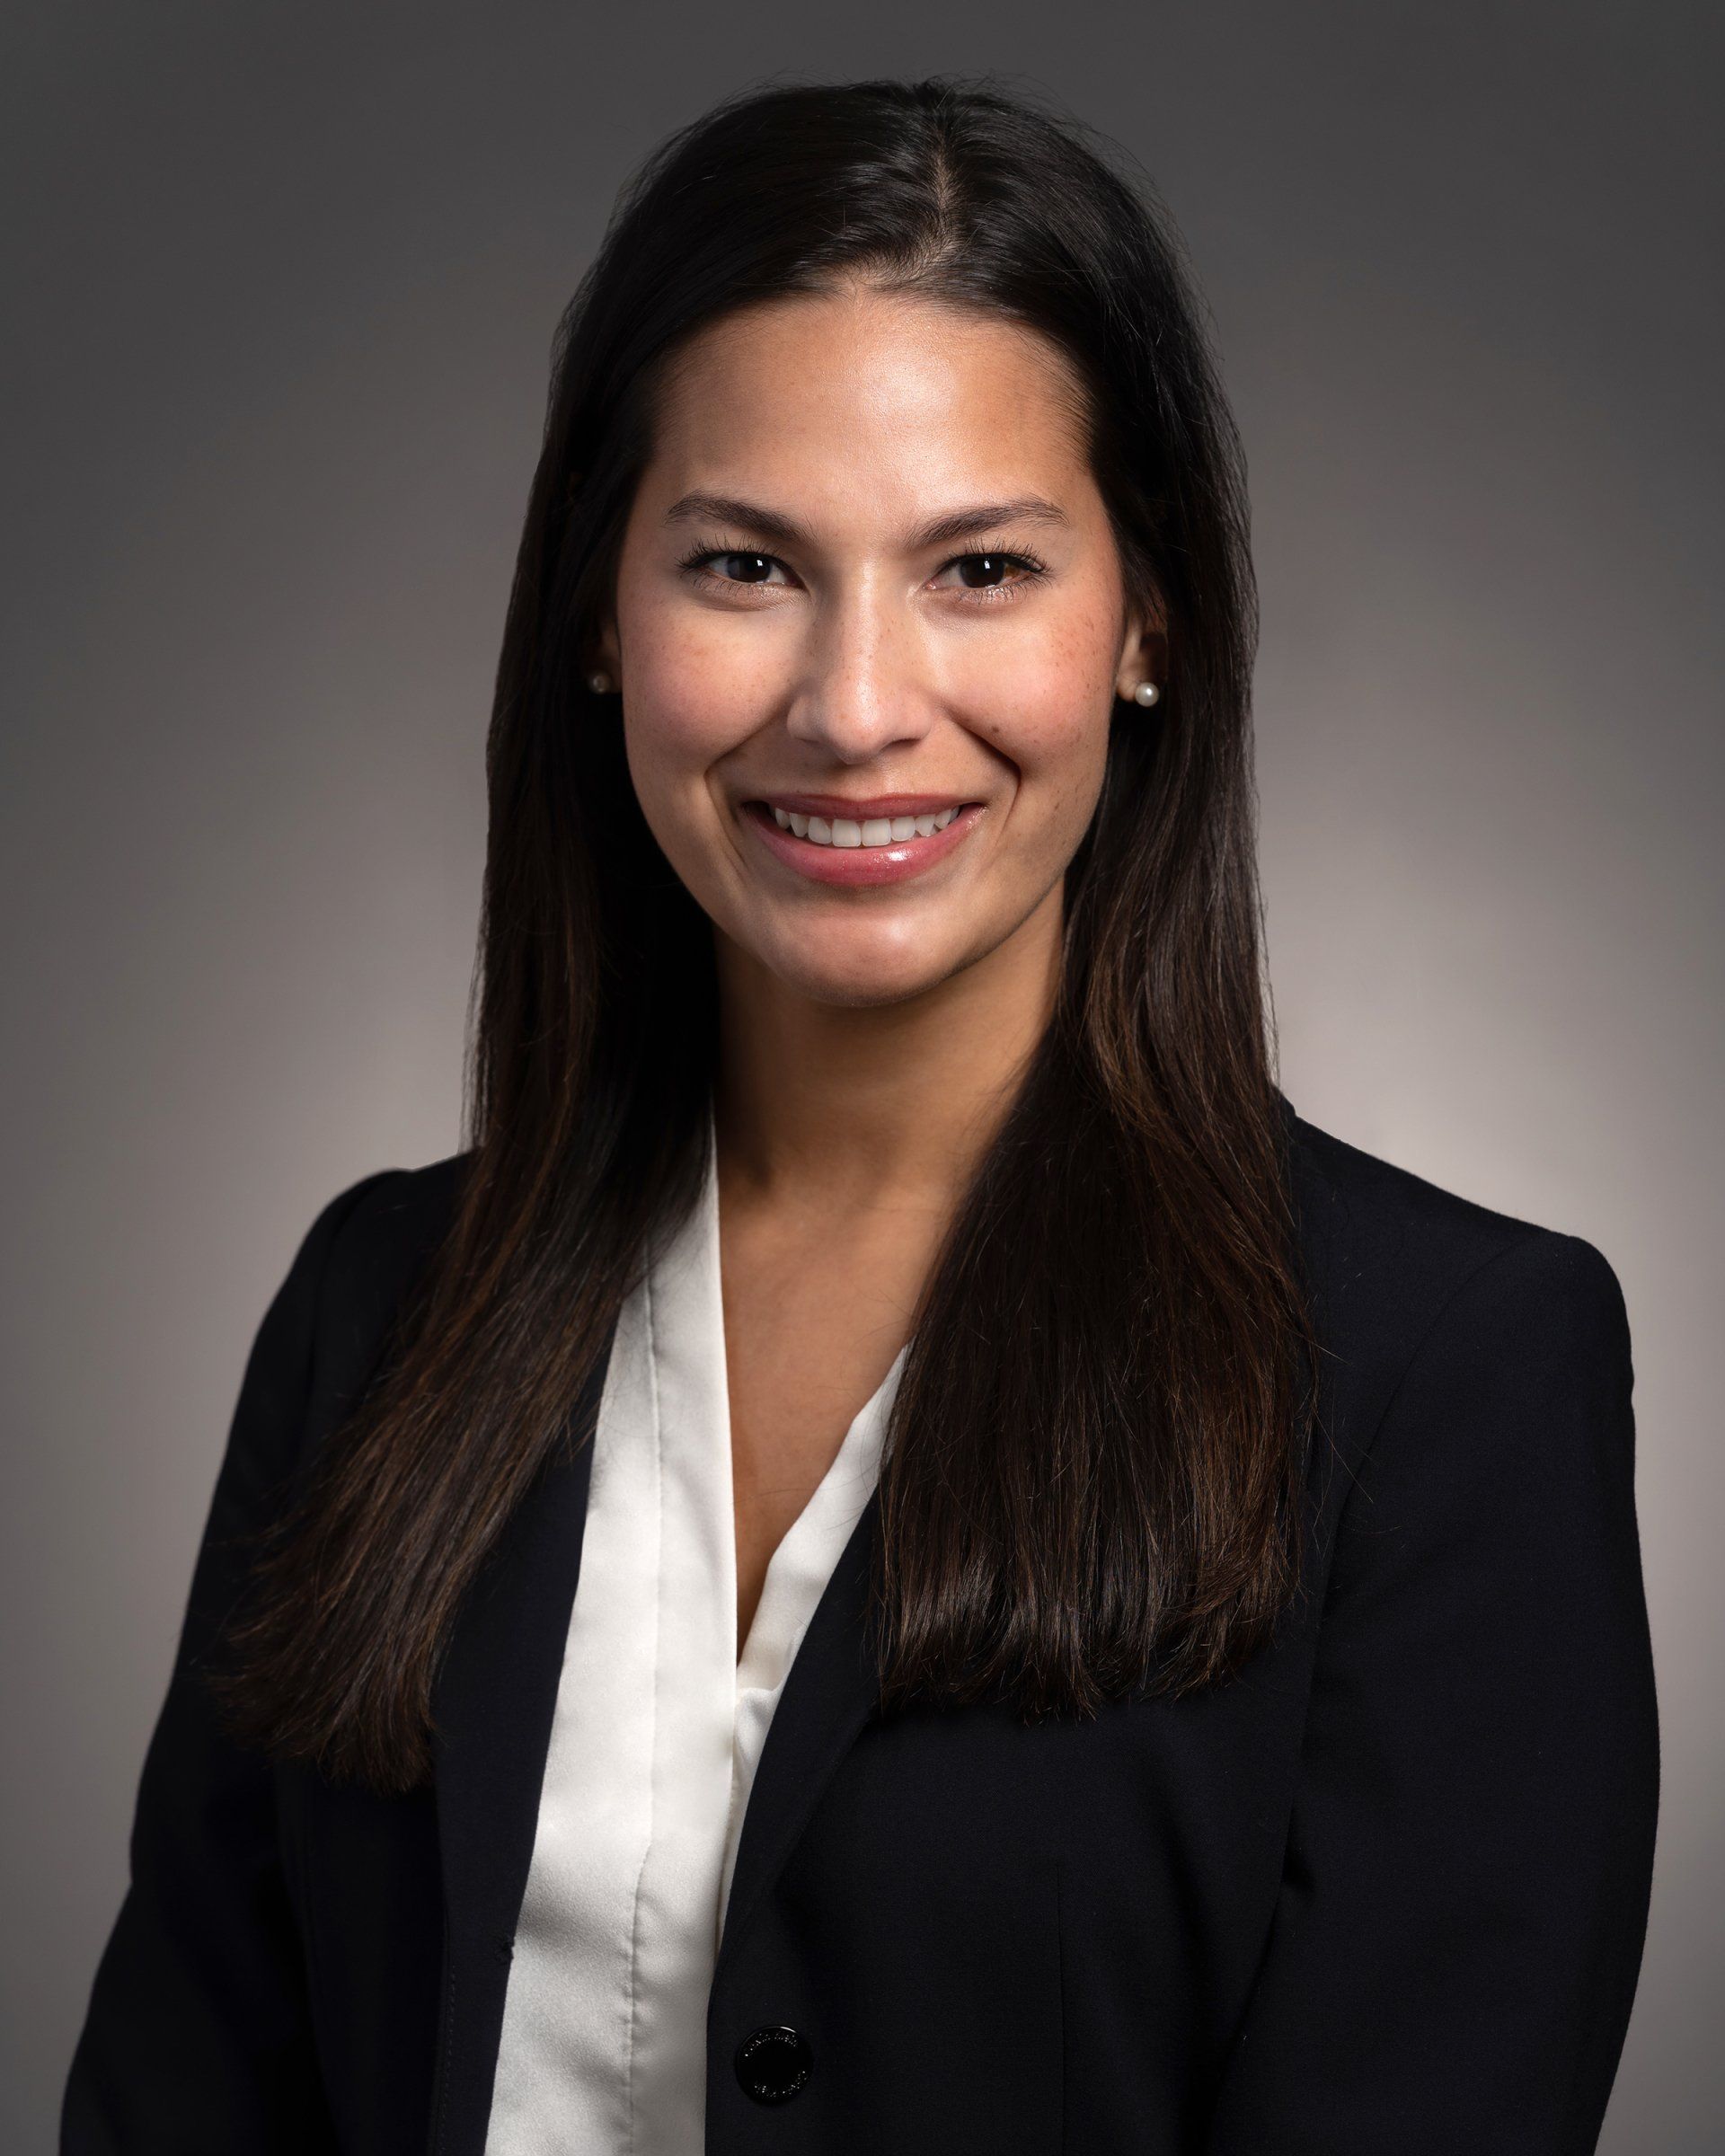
421 1313 886 2145
425 1321 615 2156
713 1478 885 1984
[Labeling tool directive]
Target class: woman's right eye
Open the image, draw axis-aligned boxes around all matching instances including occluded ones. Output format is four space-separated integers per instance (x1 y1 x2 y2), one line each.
685 549 792 587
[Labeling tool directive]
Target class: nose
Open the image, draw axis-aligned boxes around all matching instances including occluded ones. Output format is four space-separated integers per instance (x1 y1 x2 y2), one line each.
782 579 934 764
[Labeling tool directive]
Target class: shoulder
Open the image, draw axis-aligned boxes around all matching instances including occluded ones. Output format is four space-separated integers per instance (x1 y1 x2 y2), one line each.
291 1149 475 1412
1276 1099 1634 1570
314 1149 472 1278
1278 1094 1629 1395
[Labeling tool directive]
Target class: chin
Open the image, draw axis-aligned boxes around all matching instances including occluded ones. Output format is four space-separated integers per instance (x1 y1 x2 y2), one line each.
759 932 962 1012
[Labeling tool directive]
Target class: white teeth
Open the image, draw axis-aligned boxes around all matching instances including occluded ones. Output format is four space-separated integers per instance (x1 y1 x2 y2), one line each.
769 804 961 846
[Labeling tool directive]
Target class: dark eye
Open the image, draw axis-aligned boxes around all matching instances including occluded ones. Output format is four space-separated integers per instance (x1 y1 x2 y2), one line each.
720 552 770 582
954 553 1015 588
931 550 1046 596
686 552 793 586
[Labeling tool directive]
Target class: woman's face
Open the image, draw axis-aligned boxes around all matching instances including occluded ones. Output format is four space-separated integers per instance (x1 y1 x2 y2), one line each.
596 286 1161 1008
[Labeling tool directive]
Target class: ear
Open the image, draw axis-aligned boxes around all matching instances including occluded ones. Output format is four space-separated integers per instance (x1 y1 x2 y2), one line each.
588 613 623 685
1114 592 1169 703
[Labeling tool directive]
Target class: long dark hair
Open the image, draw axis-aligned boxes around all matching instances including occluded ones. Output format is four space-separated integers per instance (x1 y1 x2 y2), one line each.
210 73 1318 1796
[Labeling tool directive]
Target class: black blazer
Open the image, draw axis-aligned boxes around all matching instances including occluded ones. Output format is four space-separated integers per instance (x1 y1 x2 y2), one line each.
61 1101 1660 2155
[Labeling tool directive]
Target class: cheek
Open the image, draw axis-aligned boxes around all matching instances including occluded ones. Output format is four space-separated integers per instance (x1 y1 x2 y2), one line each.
956 596 1117 796
616 609 757 817
622 681 725 800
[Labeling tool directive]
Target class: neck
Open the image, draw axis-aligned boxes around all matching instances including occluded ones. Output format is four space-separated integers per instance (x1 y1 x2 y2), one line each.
711 885 1063 1219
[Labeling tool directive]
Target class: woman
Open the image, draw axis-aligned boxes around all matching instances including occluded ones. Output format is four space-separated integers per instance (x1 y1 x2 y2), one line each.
61 74 1659 2156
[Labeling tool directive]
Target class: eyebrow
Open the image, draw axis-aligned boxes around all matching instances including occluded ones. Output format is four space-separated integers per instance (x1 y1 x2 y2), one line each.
663 490 1070 551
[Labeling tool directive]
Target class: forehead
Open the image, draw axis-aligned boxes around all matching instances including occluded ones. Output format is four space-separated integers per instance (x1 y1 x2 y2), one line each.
639 287 1093 519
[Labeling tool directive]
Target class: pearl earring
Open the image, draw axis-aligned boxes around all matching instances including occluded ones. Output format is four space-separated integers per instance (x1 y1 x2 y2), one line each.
587 670 613 694
1132 679 1160 708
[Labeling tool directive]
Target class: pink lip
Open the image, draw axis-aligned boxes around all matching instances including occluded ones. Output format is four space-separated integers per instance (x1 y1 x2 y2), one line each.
740 799 985 887
756 791 973 818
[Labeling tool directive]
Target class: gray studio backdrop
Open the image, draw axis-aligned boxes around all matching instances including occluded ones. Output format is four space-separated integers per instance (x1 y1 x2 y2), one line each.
4 4 1719 2148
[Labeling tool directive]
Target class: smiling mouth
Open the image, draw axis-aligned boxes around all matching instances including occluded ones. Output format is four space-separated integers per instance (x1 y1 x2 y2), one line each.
745 800 983 849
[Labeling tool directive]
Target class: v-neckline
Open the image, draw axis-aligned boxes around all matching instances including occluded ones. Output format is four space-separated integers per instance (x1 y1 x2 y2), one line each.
700 1099 908 1674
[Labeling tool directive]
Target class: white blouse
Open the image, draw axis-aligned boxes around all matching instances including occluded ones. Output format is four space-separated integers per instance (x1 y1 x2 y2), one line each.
482 1109 910 2155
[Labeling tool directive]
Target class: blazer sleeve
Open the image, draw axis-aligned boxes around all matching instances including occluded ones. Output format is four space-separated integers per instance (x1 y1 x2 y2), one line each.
60 1168 405 2156
1205 1227 1660 2155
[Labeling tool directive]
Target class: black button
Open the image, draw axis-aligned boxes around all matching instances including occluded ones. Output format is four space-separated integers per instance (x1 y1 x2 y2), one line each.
734 2023 813 2104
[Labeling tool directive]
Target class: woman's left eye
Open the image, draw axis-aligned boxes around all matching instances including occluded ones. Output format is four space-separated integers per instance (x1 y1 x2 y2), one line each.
932 551 1046 596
